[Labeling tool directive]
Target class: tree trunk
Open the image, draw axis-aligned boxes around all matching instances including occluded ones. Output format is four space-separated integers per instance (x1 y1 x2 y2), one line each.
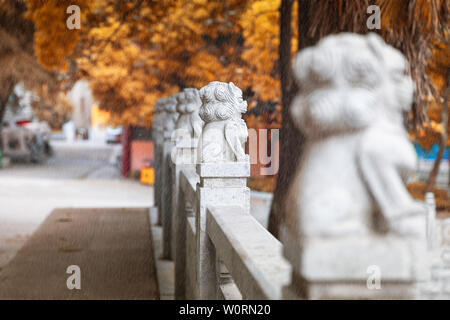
268 0 305 238
0 79 15 128
425 69 449 193
268 0 317 238
268 0 375 238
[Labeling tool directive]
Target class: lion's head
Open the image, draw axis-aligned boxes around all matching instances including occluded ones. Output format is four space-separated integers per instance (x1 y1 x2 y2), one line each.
162 95 178 114
177 88 202 114
291 33 414 137
198 81 248 123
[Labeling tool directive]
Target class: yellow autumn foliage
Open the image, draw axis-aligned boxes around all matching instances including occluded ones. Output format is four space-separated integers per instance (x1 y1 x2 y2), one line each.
25 0 447 143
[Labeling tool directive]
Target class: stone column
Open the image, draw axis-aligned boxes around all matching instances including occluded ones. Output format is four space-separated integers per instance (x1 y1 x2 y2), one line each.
161 131 174 259
194 81 250 299
152 99 164 221
154 126 164 223
173 138 199 299
282 33 428 299
185 202 197 299
160 95 179 259
155 129 165 225
195 162 250 299
171 89 203 262
174 188 188 299
426 192 437 250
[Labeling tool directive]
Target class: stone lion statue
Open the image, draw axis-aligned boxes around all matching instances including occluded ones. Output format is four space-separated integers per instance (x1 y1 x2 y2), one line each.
198 81 248 162
152 98 165 132
174 88 203 140
161 95 179 133
286 33 425 238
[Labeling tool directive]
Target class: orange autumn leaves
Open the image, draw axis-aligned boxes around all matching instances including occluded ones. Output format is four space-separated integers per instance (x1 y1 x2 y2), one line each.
26 0 288 128
378 0 449 149
25 0 92 72
415 31 450 149
26 0 448 150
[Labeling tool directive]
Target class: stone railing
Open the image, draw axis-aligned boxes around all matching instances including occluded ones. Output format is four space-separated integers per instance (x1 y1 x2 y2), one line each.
152 86 447 300
152 83 292 300
154 132 291 299
151 33 448 300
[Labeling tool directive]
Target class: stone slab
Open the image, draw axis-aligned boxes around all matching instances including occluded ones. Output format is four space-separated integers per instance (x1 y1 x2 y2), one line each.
196 162 250 178
299 236 427 282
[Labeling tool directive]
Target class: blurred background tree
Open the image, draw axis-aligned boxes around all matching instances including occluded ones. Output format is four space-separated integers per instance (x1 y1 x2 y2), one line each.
25 0 295 128
0 0 62 126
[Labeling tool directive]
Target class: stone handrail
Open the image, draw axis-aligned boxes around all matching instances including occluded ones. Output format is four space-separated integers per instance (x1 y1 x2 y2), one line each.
206 205 291 299
171 165 291 299
176 167 198 299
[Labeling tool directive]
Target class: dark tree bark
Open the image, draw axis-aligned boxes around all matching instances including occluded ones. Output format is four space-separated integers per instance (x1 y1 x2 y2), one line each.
268 0 307 238
267 0 295 238
425 69 449 193
0 78 15 128
268 0 373 238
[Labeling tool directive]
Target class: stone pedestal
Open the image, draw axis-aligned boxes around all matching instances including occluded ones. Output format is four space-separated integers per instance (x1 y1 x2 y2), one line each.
281 33 429 300
195 160 250 299
282 230 428 299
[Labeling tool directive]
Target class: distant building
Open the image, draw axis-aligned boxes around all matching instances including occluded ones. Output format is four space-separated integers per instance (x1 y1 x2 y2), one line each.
67 80 93 139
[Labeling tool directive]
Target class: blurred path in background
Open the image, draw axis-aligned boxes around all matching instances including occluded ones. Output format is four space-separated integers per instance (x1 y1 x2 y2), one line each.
0 140 153 270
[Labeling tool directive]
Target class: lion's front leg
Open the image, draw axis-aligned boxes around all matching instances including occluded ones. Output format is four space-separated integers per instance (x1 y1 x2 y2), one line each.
357 129 426 237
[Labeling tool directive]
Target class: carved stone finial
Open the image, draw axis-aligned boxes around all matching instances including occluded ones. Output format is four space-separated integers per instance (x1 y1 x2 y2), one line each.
174 88 204 139
152 98 165 132
161 95 179 134
282 33 427 299
198 81 248 163
286 32 423 238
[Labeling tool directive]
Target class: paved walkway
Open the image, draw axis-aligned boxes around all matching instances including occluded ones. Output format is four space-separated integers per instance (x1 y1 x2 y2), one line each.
0 207 159 299
0 140 153 269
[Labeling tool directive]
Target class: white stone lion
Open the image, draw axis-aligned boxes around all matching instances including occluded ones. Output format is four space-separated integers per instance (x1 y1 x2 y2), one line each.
152 98 165 133
161 95 179 133
286 33 425 238
198 81 248 162
174 88 203 139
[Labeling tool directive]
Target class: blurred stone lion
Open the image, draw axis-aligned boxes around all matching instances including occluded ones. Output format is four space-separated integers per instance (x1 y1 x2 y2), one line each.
286 33 425 238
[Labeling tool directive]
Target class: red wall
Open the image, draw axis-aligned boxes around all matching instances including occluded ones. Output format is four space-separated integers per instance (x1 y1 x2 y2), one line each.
130 141 154 171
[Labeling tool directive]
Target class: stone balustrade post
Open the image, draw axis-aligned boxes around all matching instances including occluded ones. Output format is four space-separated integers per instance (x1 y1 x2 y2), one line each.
174 188 188 299
152 100 165 221
169 89 203 263
185 202 197 299
195 161 250 299
172 137 199 298
194 81 250 299
426 192 437 250
160 95 179 259
171 136 198 278
161 130 175 258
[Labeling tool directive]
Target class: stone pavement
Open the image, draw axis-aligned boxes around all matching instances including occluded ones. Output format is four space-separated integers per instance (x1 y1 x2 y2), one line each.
0 140 153 270
0 207 159 299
